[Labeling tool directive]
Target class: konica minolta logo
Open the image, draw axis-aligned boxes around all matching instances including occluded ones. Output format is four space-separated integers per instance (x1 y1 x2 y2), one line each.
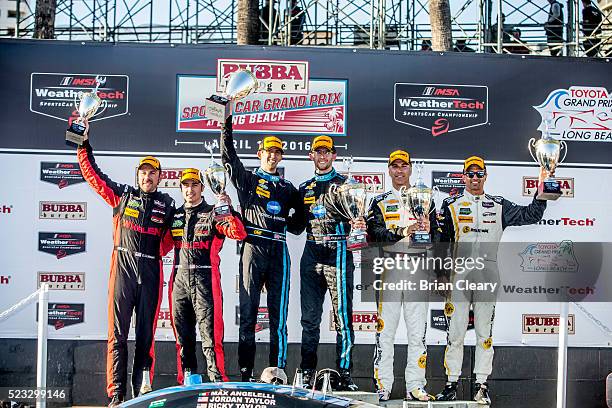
30 73 129 122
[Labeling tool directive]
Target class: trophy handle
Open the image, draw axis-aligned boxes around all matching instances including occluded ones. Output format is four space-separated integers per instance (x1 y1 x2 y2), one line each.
327 184 351 220
93 99 108 118
527 138 538 163
559 141 568 164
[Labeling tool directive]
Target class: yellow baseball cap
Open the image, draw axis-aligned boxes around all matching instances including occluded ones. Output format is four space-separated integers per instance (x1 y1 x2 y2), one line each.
311 135 336 153
464 156 486 171
138 156 161 171
259 136 284 153
388 150 411 165
180 168 202 184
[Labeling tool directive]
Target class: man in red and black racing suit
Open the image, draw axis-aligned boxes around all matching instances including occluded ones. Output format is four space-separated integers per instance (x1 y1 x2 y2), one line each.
220 116 303 381
76 127 175 407
164 168 246 384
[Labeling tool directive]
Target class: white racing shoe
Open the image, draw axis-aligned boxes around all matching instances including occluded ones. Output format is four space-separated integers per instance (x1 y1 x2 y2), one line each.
377 388 391 402
406 387 434 401
473 382 492 405
140 369 153 395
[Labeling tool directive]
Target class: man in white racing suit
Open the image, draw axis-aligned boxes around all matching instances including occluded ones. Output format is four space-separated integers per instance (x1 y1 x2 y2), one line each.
435 156 547 405
367 150 438 402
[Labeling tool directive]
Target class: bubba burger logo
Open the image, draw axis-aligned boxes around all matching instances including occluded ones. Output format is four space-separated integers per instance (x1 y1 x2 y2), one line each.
330 311 377 332
135 168 186 188
38 272 85 290
394 83 488 137
37 303 85 330
522 314 575 334
30 73 129 122
38 232 86 259
340 173 385 194
133 309 172 329
217 59 309 94
523 177 574 198
40 162 84 189
39 201 87 219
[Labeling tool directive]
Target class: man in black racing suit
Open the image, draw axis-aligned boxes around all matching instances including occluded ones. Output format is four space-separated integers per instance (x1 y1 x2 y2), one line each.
76 122 175 406
220 116 302 381
164 168 247 384
290 135 365 391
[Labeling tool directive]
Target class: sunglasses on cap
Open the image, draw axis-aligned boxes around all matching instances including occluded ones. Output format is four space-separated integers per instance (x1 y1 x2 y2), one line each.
464 170 486 179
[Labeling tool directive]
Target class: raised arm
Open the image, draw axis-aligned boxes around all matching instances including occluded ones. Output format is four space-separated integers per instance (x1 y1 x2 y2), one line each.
77 139 126 208
501 195 547 229
220 116 251 191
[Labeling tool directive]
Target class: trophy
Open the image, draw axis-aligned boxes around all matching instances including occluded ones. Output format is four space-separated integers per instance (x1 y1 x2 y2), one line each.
205 69 258 124
203 144 231 221
400 162 438 247
328 157 368 251
65 75 107 146
528 116 568 200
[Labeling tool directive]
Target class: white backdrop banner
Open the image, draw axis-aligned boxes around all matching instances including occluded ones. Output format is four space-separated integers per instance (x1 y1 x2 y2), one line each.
1 151 611 348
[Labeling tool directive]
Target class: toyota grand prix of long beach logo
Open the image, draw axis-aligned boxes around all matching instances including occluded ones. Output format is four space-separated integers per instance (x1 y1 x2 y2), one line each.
534 86 611 143
394 83 489 136
30 73 129 122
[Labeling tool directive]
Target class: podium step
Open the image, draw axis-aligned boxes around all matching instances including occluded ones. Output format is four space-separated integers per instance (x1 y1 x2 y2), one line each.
333 391 380 405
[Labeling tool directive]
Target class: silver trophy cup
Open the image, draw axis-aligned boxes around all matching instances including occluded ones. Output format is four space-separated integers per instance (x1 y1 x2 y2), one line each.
203 145 231 220
528 117 568 200
399 162 438 247
65 75 107 146
328 157 368 251
205 69 258 124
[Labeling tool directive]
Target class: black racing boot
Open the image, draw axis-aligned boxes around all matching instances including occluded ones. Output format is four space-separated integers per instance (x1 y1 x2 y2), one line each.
108 394 124 408
435 381 458 401
336 369 358 391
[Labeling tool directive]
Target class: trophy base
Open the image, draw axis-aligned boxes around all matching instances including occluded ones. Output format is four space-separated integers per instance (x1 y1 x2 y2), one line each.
347 232 368 251
214 204 232 221
537 179 562 200
65 122 87 147
410 232 432 249
205 95 231 125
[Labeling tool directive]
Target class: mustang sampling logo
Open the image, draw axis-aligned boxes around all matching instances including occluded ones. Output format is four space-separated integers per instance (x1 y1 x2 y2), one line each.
394 83 488 136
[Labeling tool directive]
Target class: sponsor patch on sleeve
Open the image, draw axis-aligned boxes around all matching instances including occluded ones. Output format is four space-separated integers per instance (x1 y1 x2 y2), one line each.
171 229 184 237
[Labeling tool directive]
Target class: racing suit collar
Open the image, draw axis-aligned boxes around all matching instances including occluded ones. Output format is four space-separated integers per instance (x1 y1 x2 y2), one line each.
314 168 337 181
184 198 205 211
464 189 484 201
256 167 281 182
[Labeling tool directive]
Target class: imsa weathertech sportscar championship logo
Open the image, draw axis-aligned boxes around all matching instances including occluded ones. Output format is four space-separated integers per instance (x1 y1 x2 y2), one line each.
38 232 86 259
523 176 574 198
522 314 575 334
30 73 129 122
37 303 85 330
394 83 488 136
340 172 385 193
38 272 85 290
40 162 84 189
432 171 466 196
39 201 87 219
217 59 309 94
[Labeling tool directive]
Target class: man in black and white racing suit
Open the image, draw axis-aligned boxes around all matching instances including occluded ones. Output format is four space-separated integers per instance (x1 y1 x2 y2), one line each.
435 156 547 405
